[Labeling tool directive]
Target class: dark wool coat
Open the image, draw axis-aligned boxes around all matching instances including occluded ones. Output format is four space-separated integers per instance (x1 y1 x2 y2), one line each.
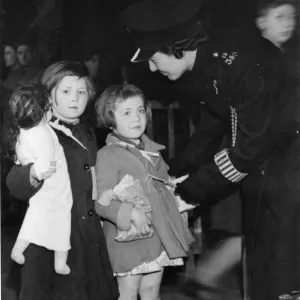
6 117 119 300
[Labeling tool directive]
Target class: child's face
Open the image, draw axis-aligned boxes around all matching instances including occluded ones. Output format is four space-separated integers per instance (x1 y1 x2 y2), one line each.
113 96 147 143
50 76 89 122
259 4 296 47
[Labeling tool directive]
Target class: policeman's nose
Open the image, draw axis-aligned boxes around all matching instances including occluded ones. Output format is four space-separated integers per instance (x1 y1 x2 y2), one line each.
149 61 157 72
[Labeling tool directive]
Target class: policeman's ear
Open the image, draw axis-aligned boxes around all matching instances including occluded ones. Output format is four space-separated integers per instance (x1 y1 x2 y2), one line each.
256 16 266 31
173 48 184 59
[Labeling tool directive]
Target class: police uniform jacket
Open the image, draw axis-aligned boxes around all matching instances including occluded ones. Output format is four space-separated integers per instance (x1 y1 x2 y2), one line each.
173 30 300 299
174 31 294 204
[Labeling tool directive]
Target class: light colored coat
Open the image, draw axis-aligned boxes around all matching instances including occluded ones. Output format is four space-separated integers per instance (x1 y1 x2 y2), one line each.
95 133 194 273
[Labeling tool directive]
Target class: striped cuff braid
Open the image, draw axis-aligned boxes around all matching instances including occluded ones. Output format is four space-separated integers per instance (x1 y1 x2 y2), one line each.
214 149 248 183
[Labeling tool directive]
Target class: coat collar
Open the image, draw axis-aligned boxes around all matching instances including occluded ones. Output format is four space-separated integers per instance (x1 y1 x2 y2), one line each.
106 133 165 153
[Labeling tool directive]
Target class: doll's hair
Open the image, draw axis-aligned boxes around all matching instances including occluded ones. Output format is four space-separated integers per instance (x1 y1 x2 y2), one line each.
6 83 51 160
41 61 96 104
95 83 152 129
257 0 297 17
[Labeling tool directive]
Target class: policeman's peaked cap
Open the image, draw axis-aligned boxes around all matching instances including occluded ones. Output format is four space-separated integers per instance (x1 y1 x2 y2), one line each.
119 0 206 62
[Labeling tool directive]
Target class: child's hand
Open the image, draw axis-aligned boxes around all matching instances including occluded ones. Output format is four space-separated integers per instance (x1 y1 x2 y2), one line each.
130 208 151 236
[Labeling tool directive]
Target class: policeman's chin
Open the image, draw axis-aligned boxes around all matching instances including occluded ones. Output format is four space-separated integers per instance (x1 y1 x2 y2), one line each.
166 73 181 81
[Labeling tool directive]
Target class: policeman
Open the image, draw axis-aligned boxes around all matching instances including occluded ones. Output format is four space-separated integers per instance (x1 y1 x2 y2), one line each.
119 0 285 206
119 0 292 298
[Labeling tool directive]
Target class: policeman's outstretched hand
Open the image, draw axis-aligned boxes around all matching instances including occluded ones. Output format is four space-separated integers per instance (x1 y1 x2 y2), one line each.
174 173 205 206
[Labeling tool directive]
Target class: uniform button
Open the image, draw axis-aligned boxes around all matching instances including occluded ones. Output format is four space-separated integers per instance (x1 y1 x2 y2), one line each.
82 216 86 220
88 209 94 217
261 170 265 175
84 164 90 171
296 130 299 135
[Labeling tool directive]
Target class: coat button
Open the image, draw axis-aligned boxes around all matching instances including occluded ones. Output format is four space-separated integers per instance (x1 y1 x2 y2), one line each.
261 170 265 175
88 209 94 217
296 130 299 135
82 216 86 220
84 164 90 171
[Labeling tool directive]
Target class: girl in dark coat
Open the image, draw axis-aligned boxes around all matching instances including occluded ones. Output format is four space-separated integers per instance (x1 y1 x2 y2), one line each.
6 61 119 300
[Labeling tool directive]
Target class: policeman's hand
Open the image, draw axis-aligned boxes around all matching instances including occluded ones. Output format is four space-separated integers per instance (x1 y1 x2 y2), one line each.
130 208 151 236
174 174 205 206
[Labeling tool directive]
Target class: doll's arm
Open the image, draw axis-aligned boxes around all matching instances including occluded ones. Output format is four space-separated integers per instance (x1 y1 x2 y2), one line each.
28 126 56 180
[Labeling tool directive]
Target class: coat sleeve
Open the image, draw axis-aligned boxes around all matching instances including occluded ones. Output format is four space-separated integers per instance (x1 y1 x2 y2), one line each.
94 147 133 231
6 164 43 200
168 108 226 177
176 63 276 204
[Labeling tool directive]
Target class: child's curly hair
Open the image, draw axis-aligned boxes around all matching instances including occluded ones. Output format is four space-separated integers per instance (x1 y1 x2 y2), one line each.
6 83 50 161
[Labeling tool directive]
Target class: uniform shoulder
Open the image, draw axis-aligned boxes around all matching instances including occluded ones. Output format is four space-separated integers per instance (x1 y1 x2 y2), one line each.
210 29 265 68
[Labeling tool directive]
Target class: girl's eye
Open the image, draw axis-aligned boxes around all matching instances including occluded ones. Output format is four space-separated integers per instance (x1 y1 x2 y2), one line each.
138 108 146 114
78 90 87 95
124 111 131 116
62 90 69 94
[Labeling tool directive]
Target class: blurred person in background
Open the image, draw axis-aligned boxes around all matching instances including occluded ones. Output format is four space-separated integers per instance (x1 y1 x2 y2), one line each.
17 28 43 86
1 37 26 227
79 33 124 148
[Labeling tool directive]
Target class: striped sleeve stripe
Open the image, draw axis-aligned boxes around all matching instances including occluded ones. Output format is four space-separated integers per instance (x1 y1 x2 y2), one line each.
214 149 248 183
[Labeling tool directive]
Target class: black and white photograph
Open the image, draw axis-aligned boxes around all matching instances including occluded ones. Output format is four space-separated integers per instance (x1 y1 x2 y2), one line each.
1 0 299 299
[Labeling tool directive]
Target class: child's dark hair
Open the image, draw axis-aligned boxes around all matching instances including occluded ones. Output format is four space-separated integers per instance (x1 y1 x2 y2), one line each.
6 83 50 160
257 0 297 16
95 84 151 129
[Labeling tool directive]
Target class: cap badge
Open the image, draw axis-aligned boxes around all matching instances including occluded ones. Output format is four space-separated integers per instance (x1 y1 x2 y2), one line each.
221 52 238 65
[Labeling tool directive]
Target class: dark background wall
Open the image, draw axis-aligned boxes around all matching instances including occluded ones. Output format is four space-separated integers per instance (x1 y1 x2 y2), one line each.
2 0 298 104
2 0 259 61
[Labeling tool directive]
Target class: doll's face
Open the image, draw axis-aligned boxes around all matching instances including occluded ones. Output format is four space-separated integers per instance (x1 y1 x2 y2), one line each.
50 76 89 122
113 96 147 143
258 4 296 47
